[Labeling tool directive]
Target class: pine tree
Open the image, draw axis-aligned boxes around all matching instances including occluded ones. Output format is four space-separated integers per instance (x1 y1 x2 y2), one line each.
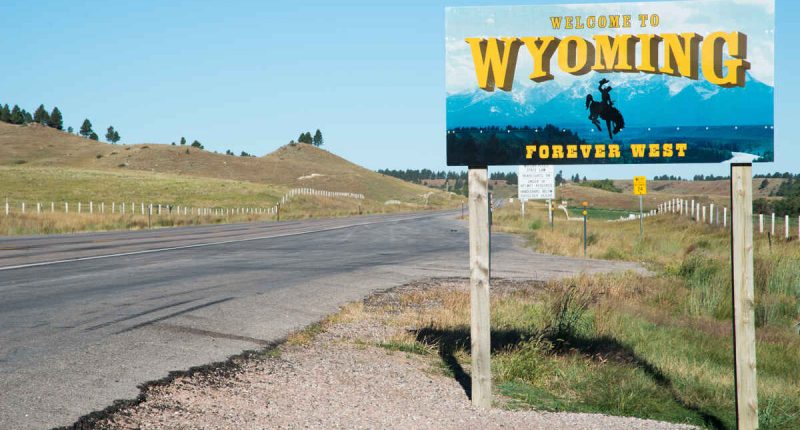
112 130 120 143
180 136 186 146
34 104 50 124
79 119 93 137
48 107 63 130
89 131 99 140
67 126 74 134
21 109 32 123
10 105 24 124
191 140 203 149
105 126 117 143
0 104 10 123
312 129 323 147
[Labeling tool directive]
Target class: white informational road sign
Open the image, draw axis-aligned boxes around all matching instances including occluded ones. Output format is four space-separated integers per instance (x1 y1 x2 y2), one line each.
518 165 555 200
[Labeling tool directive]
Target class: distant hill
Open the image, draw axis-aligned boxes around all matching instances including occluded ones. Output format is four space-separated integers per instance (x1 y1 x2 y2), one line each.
557 178 782 212
0 122 444 204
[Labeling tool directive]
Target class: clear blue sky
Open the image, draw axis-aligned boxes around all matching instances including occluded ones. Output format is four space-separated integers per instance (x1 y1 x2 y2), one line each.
0 0 795 179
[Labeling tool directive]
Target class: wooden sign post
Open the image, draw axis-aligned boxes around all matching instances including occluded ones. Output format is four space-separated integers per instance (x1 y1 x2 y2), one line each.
730 163 758 429
468 167 491 409
581 201 589 257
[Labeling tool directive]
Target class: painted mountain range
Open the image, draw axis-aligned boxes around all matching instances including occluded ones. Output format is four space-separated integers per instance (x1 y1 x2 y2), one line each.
446 73 774 129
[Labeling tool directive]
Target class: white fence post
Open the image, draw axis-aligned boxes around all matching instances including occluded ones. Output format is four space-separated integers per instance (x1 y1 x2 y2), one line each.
710 203 714 224
785 215 789 240
771 213 775 236
65 202 69 213
51 202 54 213
4 199 8 215
724 207 728 228
37 203 41 214
22 202 25 214
759 214 763 233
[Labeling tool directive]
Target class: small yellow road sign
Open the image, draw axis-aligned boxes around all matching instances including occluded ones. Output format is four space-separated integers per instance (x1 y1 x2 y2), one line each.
633 176 647 195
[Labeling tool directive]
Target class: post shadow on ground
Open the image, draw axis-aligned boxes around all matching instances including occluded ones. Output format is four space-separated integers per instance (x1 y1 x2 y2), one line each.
413 326 727 430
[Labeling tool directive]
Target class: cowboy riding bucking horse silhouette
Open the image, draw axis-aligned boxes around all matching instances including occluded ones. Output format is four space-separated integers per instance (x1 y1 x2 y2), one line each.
586 78 625 140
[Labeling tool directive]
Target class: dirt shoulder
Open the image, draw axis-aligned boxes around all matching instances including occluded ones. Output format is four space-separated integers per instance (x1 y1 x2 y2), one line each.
82 279 695 430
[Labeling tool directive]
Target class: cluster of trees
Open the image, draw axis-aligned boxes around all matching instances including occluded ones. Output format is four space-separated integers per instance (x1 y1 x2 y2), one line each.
555 170 565 186
105 126 121 143
653 175 686 181
576 178 622 193
170 136 204 149
377 169 471 196
692 174 729 181
377 169 468 183
292 129 324 147
224 149 254 157
754 172 799 179
754 178 800 215
0 102 127 145
0 103 63 129
79 119 98 140
74 119 121 143
489 172 517 185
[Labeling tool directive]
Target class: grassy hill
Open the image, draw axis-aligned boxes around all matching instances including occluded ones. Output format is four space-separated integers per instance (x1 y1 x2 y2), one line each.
0 122 452 206
0 122 459 235
549 178 782 213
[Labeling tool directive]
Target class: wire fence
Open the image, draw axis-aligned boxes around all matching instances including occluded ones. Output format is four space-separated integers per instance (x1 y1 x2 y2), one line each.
613 197 800 241
2 187 366 218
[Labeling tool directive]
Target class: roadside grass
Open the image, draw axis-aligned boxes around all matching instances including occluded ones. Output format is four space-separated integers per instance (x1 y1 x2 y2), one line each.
0 166 457 235
349 275 799 429
482 202 800 428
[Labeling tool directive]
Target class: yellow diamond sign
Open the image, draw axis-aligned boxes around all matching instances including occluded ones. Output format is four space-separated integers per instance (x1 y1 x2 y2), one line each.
633 176 647 195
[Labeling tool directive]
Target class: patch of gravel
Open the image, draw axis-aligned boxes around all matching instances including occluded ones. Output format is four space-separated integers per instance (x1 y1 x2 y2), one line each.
95 280 698 430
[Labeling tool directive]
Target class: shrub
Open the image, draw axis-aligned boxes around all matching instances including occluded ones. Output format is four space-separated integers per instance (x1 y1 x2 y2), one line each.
544 285 591 340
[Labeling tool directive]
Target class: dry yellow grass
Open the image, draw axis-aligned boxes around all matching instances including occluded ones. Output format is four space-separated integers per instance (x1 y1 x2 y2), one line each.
0 212 279 236
0 122 463 235
0 122 446 204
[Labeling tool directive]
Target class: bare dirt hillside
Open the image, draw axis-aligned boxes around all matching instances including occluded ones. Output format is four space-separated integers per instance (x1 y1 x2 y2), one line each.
0 122 441 204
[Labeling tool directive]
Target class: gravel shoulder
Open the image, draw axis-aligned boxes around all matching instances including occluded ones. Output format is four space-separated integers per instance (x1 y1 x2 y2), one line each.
85 279 697 430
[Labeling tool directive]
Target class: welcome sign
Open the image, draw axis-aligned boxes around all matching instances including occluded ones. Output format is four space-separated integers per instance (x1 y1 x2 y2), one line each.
445 0 775 166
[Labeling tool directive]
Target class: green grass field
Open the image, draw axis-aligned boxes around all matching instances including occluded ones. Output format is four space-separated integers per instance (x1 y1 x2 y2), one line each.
0 166 459 235
487 203 800 429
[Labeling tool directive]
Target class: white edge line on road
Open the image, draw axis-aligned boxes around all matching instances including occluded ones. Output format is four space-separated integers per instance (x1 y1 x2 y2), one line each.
0 213 448 272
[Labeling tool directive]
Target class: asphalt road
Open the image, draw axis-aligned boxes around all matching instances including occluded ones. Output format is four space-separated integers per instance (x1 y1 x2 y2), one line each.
0 210 644 429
